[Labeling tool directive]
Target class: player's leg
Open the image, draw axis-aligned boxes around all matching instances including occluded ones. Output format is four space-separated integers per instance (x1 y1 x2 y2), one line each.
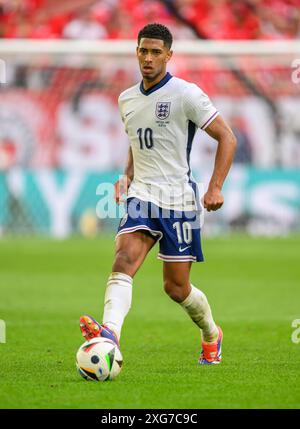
163 261 219 341
80 230 156 344
102 230 156 337
112 229 156 277
163 261 192 302
158 205 223 364
163 262 222 365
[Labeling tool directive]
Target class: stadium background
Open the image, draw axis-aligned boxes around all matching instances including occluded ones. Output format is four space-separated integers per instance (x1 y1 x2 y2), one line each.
0 0 300 409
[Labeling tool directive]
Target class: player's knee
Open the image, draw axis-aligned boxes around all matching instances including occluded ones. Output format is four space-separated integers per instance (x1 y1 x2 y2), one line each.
163 279 186 303
112 249 136 274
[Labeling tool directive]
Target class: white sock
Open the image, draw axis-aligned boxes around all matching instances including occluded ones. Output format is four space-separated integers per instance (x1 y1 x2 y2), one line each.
180 284 219 343
102 272 133 341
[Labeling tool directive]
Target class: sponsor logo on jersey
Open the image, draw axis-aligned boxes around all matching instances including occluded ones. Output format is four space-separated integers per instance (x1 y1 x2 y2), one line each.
156 102 171 119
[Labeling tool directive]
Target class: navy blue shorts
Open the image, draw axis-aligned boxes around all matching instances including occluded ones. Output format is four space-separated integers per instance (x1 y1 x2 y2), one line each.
116 198 204 263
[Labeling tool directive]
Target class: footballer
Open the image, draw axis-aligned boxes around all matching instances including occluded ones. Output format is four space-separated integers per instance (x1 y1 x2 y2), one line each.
80 23 237 364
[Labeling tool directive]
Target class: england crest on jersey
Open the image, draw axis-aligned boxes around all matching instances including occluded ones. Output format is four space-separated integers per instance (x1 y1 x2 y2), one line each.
156 102 171 119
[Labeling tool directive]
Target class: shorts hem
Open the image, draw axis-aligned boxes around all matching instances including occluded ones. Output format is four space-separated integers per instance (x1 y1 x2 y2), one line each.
116 225 163 241
157 252 199 262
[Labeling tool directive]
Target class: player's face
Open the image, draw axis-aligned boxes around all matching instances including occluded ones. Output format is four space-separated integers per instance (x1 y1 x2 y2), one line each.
137 38 172 84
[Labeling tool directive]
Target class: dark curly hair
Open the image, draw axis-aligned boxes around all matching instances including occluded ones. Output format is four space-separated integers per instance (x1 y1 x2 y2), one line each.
138 23 173 49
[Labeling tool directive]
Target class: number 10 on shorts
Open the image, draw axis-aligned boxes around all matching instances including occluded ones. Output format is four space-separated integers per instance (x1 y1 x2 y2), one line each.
173 222 192 244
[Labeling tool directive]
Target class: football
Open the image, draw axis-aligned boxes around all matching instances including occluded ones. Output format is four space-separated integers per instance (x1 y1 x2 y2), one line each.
76 337 123 381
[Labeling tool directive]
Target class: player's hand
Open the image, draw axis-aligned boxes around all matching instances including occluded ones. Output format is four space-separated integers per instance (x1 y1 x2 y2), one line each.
114 175 131 204
203 187 224 212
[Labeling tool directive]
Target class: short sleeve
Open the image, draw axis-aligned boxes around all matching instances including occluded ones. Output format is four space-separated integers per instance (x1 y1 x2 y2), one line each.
118 94 128 134
118 95 125 123
182 83 219 130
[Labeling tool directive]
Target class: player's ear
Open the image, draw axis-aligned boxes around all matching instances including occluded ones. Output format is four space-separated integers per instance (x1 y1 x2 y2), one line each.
166 49 173 63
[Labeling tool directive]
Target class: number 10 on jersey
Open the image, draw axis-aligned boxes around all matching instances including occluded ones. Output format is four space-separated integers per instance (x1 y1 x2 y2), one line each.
137 128 154 149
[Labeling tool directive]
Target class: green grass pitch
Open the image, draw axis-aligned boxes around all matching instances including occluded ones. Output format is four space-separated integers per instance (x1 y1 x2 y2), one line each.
0 235 300 409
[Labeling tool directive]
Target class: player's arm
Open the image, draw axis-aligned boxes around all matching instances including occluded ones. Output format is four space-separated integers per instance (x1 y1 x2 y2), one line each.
114 146 134 204
203 115 237 212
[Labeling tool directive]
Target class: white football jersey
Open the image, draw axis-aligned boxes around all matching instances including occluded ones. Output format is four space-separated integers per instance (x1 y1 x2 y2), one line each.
118 73 219 211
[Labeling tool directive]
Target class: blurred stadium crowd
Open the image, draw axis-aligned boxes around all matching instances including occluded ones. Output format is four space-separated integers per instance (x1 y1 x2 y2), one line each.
0 0 299 40
0 1 299 236
0 0 300 172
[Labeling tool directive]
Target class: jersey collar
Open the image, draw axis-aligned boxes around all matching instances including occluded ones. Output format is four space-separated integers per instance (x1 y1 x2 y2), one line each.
140 72 173 96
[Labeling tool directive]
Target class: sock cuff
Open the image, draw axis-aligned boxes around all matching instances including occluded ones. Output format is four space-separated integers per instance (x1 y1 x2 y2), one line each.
180 284 205 307
108 272 133 286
